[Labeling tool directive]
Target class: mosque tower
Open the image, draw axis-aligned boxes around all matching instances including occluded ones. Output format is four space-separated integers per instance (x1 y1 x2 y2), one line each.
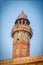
11 12 33 58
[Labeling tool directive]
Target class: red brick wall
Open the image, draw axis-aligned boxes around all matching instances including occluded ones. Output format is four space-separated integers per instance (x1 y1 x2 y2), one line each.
12 40 30 58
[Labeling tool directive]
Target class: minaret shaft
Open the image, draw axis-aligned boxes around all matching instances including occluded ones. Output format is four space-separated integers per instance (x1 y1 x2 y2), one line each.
12 31 30 58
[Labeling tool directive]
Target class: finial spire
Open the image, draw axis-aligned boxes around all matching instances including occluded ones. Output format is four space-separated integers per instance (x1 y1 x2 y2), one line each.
18 11 27 19
22 11 24 14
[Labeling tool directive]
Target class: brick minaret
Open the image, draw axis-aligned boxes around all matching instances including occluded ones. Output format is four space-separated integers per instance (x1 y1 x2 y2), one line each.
11 12 33 58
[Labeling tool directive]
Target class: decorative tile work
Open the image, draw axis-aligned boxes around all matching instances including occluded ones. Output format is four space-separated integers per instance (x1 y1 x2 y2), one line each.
0 55 43 65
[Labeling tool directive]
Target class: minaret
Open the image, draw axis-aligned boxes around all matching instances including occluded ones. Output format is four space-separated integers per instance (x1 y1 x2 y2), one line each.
11 12 33 58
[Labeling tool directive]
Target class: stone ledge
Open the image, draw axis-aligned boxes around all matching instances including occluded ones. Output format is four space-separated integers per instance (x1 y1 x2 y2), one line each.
0 55 43 65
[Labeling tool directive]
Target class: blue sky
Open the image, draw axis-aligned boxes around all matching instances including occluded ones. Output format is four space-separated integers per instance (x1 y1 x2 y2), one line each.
0 0 43 60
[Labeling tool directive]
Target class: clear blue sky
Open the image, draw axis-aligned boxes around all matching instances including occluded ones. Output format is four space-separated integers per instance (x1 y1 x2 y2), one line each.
0 0 43 60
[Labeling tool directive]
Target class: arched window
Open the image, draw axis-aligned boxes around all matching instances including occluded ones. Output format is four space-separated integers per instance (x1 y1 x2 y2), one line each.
19 20 21 24
23 21 25 24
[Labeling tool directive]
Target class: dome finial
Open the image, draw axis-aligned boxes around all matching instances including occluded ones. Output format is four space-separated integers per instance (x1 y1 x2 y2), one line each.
18 11 27 19
22 11 24 14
